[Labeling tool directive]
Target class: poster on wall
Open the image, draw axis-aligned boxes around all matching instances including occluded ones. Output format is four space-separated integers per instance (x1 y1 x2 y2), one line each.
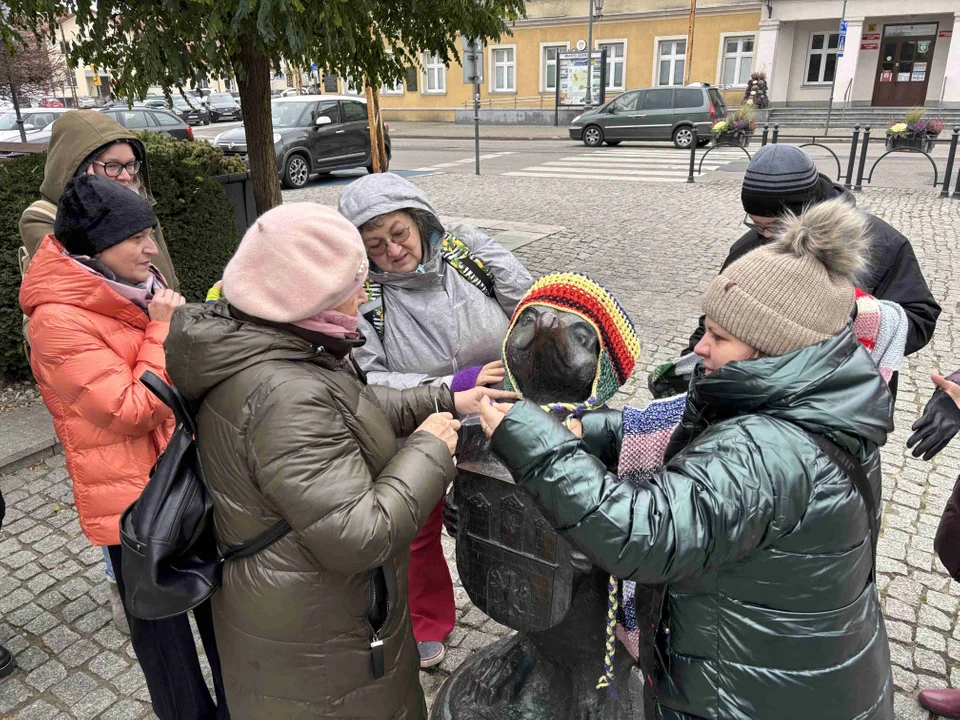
897 72 911 82
880 70 893 82
912 70 926 82
557 51 604 106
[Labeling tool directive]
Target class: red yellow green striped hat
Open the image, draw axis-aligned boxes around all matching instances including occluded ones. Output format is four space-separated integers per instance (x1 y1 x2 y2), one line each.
502 273 641 413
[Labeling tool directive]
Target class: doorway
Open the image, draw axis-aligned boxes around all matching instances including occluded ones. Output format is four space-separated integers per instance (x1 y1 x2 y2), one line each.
873 24 937 107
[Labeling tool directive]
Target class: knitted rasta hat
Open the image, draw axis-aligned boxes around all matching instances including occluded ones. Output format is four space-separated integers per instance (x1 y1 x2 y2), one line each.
502 273 641 413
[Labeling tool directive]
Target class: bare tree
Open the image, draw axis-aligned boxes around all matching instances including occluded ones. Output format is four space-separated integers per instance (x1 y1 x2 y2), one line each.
0 26 67 140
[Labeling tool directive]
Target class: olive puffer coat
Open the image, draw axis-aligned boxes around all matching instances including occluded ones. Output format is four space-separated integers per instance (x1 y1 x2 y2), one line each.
164 302 457 720
490 327 895 719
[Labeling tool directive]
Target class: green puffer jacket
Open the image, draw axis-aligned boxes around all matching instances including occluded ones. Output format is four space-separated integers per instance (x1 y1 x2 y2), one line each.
165 302 456 720
490 328 895 720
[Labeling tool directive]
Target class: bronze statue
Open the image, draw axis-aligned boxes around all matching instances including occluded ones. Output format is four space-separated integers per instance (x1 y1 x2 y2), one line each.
433 274 646 720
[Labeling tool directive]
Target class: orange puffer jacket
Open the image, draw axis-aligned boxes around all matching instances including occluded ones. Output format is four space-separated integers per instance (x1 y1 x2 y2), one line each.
20 235 174 546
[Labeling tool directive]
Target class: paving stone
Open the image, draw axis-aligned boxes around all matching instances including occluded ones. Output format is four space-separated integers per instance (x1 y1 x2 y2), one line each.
919 604 953 632
7 602 43 627
62 595 97 623
73 608 111 634
885 620 914 644
59 576 92 600
915 648 947 675
48 559 83 580
51 670 99 704
43 625 80 653
916 627 947 652
459 607 489 629
15 699 62 720
23 609 60 635
885 597 918 623
33 534 68 554
111 664 146 695
95 624 128 651
73 686 118 720
36 589 66 610
13 561 44 580
99 699 147 720
0 678 31 713
892 665 919 692
889 640 914 669
25 658 68 691
60 638 100 668
0 587 33 613
26 572 56 595
18 524 53 544
89 650 130 680
15 645 49 672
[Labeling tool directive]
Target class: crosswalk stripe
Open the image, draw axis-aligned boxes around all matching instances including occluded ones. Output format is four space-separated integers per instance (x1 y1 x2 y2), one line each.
549 159 726 170
413 151 516 172
517 166 707 178
504 171 688 183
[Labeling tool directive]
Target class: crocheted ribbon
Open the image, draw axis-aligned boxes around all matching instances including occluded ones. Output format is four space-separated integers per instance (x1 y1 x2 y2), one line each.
502 272 641 417
596 574 621 693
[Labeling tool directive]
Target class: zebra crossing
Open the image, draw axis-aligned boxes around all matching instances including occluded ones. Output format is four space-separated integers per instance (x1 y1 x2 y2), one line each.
503 146 750 183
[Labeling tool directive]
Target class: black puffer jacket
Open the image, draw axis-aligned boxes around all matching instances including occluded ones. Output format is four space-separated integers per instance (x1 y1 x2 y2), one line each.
686 178 940 358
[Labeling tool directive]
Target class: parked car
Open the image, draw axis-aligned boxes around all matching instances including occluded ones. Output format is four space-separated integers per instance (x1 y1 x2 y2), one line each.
101 97 145 110
0 107 70 142
98 107 195 141
213 95 390 189
207 93 242 122
143 95 210 125
569 84 726 149
39 97 65 108
77 96 100 109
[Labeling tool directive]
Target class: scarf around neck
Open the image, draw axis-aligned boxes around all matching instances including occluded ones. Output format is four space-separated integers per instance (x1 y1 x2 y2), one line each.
68 254 166 315
292 309 361 339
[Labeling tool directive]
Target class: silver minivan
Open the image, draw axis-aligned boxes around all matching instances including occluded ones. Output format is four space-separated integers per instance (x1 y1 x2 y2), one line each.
569 85 726 149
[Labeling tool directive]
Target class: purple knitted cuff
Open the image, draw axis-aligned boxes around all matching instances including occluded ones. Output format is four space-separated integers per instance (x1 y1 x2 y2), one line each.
451 366 482 392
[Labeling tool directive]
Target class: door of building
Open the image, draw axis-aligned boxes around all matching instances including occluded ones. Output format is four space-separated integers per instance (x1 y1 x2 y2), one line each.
872 24 937 107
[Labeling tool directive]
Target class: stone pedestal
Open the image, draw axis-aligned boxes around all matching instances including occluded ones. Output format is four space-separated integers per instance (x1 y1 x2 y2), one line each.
430 420 644 720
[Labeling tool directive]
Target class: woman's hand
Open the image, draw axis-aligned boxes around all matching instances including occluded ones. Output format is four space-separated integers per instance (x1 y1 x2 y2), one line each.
454 387 517 416
417 413 462 456
148 289 186 323
907 373 960 461
564 417 583 438
479 399 514 439
476 360 506 387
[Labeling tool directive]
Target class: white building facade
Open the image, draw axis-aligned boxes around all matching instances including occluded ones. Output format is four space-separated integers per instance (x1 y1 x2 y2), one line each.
755 0 960 107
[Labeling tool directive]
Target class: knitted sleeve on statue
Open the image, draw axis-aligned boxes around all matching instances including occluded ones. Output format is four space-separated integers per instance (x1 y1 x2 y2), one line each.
613 394 688 662
450 365 483 392
853 289 908 383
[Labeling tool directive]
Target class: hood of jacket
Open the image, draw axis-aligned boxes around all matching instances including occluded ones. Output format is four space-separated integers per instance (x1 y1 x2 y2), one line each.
681 325 892 455
818 173 855 207
164 301 358 406
20 235 150 330
39 110 154 205
338 172 449 282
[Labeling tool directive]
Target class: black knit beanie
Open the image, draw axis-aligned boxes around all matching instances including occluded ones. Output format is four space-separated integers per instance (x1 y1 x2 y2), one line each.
741 144 823 218
54 174 157 256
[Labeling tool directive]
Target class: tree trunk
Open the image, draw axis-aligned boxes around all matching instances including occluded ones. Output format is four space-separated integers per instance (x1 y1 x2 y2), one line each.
10 79 27 143
364 86 382 172
236 36 281 214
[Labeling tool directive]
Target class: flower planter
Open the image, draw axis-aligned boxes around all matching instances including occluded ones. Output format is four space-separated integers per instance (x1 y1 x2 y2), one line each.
213 171 257 235
714 133 753 148
885 135 936 154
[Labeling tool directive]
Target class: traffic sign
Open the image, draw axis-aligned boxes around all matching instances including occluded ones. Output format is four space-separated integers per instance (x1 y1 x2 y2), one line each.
838 20 847 57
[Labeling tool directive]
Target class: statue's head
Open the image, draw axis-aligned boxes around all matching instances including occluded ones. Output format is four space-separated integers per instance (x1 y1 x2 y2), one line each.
502 273 642 412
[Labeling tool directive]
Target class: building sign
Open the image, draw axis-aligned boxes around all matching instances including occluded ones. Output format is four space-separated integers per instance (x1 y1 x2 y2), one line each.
897 72 911 82
557 51 604 106
880 70 893 83
918 41 931 54
912 70 926 82
867 23 878 32
861 33 881 42
939 30 952 38
575 39 586 51
860 42 879 51
837 20 847 57
884 24 938 38
915 62 928 72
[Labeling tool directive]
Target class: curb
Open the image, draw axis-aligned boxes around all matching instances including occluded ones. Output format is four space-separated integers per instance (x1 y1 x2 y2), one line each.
394 133 568 142
0 438 61 475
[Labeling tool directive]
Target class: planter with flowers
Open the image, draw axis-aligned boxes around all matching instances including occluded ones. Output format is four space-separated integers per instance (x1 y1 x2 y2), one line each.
742 71 770 110
712 104 757 147
886 107 944 153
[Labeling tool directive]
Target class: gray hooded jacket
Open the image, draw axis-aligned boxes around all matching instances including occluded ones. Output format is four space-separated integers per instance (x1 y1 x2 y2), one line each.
338 174 533 389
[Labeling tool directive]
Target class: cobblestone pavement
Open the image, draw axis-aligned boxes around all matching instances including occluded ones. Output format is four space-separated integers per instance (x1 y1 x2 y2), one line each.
0 174 957 718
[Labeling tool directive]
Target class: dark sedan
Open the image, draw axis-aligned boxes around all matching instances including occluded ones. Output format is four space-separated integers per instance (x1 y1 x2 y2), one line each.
99 107 195 141
143 95 210 126
208 93 242 122
214 95 391 189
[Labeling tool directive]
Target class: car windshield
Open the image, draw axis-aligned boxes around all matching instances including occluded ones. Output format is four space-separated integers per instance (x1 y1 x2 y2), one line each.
211 94 233 103
0 113 20 130
272 101 311 128
172 96 200 108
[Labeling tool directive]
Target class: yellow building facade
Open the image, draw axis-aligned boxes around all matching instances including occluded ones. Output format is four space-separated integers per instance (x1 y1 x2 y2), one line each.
376 0 763 121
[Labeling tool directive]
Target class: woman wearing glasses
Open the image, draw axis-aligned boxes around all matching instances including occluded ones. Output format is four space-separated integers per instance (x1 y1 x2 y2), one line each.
18 110 180 636
338 173 533 668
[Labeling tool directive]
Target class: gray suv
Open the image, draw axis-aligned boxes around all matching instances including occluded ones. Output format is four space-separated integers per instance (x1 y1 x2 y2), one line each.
569 85 726 149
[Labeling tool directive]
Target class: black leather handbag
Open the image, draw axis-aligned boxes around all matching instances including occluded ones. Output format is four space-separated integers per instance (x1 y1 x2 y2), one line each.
119 371 290 620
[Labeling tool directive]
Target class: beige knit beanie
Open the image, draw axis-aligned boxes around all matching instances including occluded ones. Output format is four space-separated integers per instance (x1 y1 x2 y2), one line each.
223 203 368 323
701 197 868 357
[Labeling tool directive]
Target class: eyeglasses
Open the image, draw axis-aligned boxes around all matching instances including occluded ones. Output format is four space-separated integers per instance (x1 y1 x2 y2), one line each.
364 224 412 256
92 159 142 178
742 214 783 236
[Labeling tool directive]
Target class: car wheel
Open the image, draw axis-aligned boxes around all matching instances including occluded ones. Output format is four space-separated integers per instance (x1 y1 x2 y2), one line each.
697 138 711 147
673 126 694 149
282 154 311 189
605 140 621 146
203 118 210 126
582 125 603 147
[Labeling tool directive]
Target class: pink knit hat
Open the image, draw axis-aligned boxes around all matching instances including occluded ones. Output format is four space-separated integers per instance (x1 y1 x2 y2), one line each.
223 203 368 323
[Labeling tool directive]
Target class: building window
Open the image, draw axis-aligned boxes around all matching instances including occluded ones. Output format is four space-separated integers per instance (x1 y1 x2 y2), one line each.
542 45 567 93
806 32 839 84
721 36 755 87
491 46 516 92
598 41 626 91
422 52 446 93
344 75 363 96
381 56 404 95
657 39 686 86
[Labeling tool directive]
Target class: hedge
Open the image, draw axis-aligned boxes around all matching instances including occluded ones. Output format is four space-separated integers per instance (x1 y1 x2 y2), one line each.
0 131 247 381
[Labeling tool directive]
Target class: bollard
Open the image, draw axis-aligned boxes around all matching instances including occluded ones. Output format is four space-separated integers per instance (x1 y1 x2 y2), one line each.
687 128 698 183
771 124 780 144
844 125 860 189
854 126 871 191
942 127 960 198
761 124 770 146
954 153 960 199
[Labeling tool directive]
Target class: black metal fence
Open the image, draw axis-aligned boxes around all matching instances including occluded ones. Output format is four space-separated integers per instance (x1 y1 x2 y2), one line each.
686 123 960 199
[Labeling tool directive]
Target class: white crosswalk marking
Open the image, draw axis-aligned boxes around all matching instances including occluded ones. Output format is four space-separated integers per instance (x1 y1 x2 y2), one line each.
414 151 516 172
504 146 749 183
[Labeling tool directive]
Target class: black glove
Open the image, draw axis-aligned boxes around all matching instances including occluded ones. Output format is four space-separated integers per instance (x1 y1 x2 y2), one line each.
908 374 960 461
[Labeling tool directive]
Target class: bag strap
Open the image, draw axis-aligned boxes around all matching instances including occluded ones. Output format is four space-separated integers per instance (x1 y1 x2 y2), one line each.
140 371 196 435
810 433 878 578
219 519 292 564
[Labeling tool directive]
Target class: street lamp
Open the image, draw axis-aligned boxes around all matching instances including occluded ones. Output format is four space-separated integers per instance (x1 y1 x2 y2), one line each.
584 0 604 105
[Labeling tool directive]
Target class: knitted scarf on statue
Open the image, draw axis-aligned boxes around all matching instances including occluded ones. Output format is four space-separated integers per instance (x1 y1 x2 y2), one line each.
612 290 907 698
